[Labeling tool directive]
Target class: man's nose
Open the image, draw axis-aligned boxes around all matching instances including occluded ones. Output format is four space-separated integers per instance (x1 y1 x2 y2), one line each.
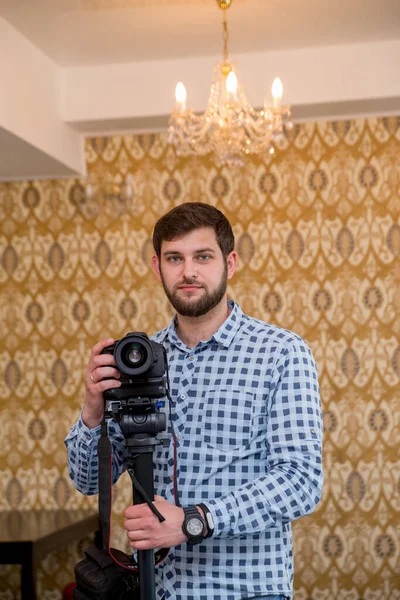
182 259 198 280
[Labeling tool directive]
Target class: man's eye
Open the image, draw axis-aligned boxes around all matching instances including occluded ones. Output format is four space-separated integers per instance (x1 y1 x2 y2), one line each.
167 256 181 262
197 254 211 261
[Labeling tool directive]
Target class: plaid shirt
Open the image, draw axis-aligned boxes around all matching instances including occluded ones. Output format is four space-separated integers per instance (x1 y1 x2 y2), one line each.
65 301 323 600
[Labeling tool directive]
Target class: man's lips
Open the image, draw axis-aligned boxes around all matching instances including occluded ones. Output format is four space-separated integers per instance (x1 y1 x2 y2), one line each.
177 285 203 292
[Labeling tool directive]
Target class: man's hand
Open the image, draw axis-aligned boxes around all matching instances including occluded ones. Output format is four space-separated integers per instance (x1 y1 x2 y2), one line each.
124 496 187 550
82 337 121 429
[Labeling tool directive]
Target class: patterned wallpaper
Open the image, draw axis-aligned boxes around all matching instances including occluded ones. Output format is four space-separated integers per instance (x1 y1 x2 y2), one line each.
0 117 399 599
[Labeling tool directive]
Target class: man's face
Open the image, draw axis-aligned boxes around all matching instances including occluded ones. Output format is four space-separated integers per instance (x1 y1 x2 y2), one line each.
152 227 237 317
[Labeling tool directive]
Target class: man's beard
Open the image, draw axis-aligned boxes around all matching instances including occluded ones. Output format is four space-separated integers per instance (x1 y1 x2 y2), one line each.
160 261 228 317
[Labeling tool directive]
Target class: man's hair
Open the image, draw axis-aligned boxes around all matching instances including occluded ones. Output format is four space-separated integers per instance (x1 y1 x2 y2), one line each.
152 202 235 258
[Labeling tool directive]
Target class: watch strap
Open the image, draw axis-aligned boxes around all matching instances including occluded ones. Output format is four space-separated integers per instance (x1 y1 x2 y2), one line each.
197 503 215 538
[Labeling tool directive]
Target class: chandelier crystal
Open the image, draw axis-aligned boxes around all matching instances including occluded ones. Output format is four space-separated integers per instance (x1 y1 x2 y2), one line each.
168 0 292 167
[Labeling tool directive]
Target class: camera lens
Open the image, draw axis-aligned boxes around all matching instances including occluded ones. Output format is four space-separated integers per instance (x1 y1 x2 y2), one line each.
114 333 154 376
125 343 146 366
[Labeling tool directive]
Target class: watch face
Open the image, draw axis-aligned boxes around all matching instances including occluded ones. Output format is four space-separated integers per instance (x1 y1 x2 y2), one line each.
187 517 204 536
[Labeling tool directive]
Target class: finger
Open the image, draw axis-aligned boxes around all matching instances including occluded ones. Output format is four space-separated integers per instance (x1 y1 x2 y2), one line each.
124 504 155 522
126 514 159 536
86 378 121 396
128 539 153 550
126 529 150 542
91 353 117 368
90 338 115 358
89 366 120 383
124 506 143 520
95 379 122 393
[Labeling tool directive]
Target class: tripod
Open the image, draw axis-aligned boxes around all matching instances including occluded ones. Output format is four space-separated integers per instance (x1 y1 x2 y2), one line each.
99 398 168 600
123 423 166 600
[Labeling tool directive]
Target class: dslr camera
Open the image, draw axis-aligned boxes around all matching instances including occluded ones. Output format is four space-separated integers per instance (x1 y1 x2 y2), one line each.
101 332 167 402
101 332 168 439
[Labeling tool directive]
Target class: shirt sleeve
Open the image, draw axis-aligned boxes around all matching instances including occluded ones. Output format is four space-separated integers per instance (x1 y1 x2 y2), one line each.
206 337 324 538
64 413 126 495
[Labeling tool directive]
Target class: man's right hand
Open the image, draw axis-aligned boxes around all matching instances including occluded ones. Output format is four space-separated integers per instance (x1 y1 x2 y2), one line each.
82 337 121 429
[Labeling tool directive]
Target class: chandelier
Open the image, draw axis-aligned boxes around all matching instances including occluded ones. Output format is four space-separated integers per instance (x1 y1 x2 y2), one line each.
168 0 292 167
79 172 134 218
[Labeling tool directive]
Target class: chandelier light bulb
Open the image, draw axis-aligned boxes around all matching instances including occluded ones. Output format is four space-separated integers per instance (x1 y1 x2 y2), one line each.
225 70 238 103
86 183 94 199
175 82 187 112
271 77 283 108
125 174 133 199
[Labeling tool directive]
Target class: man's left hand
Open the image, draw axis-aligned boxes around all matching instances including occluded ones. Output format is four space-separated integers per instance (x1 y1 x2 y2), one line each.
124 496 187 550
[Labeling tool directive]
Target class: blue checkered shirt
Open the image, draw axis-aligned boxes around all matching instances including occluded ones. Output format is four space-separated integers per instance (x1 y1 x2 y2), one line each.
65 301 323 600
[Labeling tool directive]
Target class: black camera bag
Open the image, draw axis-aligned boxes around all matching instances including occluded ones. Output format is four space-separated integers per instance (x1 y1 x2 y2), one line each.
73 544 138 600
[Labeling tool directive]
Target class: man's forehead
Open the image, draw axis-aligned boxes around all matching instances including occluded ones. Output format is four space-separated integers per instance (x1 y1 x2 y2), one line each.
161 227 219 252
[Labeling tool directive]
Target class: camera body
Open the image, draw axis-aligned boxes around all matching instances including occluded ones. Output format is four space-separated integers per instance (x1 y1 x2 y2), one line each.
101 332 167 402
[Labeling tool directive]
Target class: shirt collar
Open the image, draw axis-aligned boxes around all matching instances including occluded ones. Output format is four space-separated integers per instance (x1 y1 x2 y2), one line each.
211 300 243 348
156 300 243 349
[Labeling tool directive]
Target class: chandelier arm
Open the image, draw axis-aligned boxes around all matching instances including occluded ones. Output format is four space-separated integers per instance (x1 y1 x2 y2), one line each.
169 111 215 152
222 8 229 64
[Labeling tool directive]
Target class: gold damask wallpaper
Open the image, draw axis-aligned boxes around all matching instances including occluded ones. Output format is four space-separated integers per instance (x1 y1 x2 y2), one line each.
0 117 399 599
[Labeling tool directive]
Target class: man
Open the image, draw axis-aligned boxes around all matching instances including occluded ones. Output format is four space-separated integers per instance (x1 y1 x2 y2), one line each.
65 202 323 600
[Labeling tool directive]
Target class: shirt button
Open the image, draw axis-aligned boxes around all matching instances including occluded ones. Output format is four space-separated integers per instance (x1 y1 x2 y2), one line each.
188 355 194 361
180 394 186 400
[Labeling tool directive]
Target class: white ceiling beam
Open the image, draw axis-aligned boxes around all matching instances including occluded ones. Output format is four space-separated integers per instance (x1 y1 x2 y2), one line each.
0 17 84 180
62 40 400 134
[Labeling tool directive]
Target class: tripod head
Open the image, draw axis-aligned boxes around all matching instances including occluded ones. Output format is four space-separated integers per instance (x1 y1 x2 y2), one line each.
106 396 167 452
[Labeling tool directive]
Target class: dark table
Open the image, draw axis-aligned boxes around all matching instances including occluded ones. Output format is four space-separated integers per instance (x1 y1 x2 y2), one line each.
0 509 100 600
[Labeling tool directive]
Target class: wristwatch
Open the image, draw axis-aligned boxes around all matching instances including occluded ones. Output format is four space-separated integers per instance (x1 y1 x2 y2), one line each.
182 506 207 545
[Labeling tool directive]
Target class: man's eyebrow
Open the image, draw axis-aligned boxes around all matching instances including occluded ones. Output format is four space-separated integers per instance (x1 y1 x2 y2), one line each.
162 247 216 256
193 247 216 254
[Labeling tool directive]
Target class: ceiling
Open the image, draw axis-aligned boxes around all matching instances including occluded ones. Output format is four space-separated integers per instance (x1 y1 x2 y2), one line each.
0 0 399 181
1 0 400 67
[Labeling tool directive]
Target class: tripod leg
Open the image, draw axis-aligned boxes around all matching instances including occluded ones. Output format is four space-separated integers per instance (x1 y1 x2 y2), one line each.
138 550 156 600
128 452 156 600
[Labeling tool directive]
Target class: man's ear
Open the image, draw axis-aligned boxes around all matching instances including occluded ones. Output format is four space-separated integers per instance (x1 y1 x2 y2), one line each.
152 254 162 282
227 251 237 280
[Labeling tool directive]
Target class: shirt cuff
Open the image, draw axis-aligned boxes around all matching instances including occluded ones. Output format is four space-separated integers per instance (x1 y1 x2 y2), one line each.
76 412 102 440
205 496 232 538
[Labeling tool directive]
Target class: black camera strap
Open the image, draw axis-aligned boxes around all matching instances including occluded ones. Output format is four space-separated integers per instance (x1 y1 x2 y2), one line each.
97 420 113 552
97 419 170 571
